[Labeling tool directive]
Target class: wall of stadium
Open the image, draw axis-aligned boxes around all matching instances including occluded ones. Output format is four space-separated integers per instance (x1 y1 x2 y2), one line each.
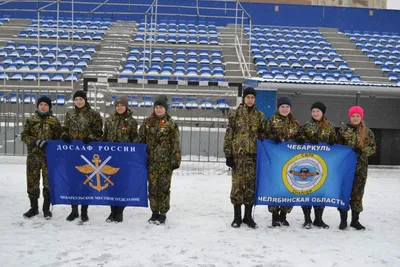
0 0 399 33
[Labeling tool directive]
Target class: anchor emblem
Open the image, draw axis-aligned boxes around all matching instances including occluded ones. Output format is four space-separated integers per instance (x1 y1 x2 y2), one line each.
75 154 120 192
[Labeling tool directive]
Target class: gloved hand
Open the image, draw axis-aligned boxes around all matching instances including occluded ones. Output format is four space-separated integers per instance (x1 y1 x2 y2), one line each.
353 147 362 155
83 137 92 144
328 139 335 146
35 140 47 149
61 134 71 143
295 137 306 145
310 138 319 145
271 136 281 144
171 160 180 170
226 157 235 168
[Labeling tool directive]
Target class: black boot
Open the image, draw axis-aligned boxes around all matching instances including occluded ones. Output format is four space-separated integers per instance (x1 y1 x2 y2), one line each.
148 212 159 223
43 197 52 219
272 211 280 227
66 205 79 221
23 198 39 218
231 204 242 228
106 206 117 222
114 206 125 223
314 209 329 229
279 211 289 226
338 209 348 230
242 204 257 229
350 211 365 230
81 205 89 222
302 206 312 229
157 213 166 224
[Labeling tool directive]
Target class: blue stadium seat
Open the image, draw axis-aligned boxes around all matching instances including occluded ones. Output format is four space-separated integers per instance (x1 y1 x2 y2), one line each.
10 93 22 104
23 93 36 104
128 96 139 107
185 97 198 109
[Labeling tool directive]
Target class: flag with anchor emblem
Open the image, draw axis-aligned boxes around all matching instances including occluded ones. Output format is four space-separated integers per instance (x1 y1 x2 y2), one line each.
46 140 148 207
255 140 357 210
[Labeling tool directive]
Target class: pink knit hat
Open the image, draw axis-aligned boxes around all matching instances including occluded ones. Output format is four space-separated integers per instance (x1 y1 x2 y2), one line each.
348 106 364 119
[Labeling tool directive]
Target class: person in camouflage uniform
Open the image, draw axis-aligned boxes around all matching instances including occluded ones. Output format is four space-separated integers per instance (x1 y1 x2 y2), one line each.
103 95 138 223
21 96 62 219
265 96 303 227
138 95 181 225
224 87 265 229
337 106 376 231
60 90 103 222
300 102 336 229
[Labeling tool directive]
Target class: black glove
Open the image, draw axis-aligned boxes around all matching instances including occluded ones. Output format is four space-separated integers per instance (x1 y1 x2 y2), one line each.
295 137 306 145
310 139 319 145
226 157 235 168
272 136 281 144
83 137 92 144
171 160 180 170
35 140 47 149
353 147 362 155
61 134 71 143
328 140 335 146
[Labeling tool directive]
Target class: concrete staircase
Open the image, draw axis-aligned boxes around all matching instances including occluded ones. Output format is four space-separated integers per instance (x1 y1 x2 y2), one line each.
219 24 257 82
320 28 394 84
0 19 30 39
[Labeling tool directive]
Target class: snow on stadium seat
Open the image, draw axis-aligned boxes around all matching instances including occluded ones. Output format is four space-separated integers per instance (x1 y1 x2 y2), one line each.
185 97 198 109
200 98 213 109
23 93 37 104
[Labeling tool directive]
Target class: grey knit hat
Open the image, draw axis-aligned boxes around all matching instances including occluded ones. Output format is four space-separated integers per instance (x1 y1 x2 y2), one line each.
115 95 129 108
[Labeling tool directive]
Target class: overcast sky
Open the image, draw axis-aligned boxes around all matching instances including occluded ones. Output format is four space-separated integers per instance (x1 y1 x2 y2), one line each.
387 0 400 10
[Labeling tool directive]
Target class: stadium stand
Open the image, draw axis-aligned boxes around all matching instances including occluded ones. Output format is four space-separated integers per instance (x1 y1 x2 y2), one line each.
343 30 400 83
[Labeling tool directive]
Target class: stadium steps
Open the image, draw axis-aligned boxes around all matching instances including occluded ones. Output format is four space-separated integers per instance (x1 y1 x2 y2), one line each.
321 28 392 84
0 19 30 39
83 21 135 79
219 25 256 81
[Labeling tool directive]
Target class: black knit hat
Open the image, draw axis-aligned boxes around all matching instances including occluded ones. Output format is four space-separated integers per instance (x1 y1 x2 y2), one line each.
243 87 256 98
277 97 292 108
311 102 326 115
73 90 87 102
154 95 168 110
37 96 52 110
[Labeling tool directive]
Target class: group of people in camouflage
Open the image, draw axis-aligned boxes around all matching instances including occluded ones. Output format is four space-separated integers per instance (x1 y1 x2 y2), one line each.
21 90 180 225
21 86 376 230
224 87 376 230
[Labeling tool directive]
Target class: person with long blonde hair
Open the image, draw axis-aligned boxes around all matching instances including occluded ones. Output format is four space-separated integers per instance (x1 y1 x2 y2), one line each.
337 106 376 230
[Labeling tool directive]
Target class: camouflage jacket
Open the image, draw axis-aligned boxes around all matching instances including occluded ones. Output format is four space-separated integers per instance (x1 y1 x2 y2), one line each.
302 117 337 143
265 112 301 141
21 111 62 155
224 104 265 158
337 123 376 165
138 113 181 167
61 103 103 141
103 109 138 143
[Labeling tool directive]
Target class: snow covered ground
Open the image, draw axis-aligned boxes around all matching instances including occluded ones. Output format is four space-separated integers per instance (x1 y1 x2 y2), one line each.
1 156 400 267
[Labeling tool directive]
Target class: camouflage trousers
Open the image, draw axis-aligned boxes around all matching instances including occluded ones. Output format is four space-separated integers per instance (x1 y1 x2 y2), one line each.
302 206 325 211
339 165 368 213
350 166 368 213
148 163 173 214
268 206 293 213
230 155 256 205
26 153 50 199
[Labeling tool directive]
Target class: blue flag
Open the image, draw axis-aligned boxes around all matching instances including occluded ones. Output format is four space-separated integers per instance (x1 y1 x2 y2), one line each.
256 140 357 210
46 141 148 207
